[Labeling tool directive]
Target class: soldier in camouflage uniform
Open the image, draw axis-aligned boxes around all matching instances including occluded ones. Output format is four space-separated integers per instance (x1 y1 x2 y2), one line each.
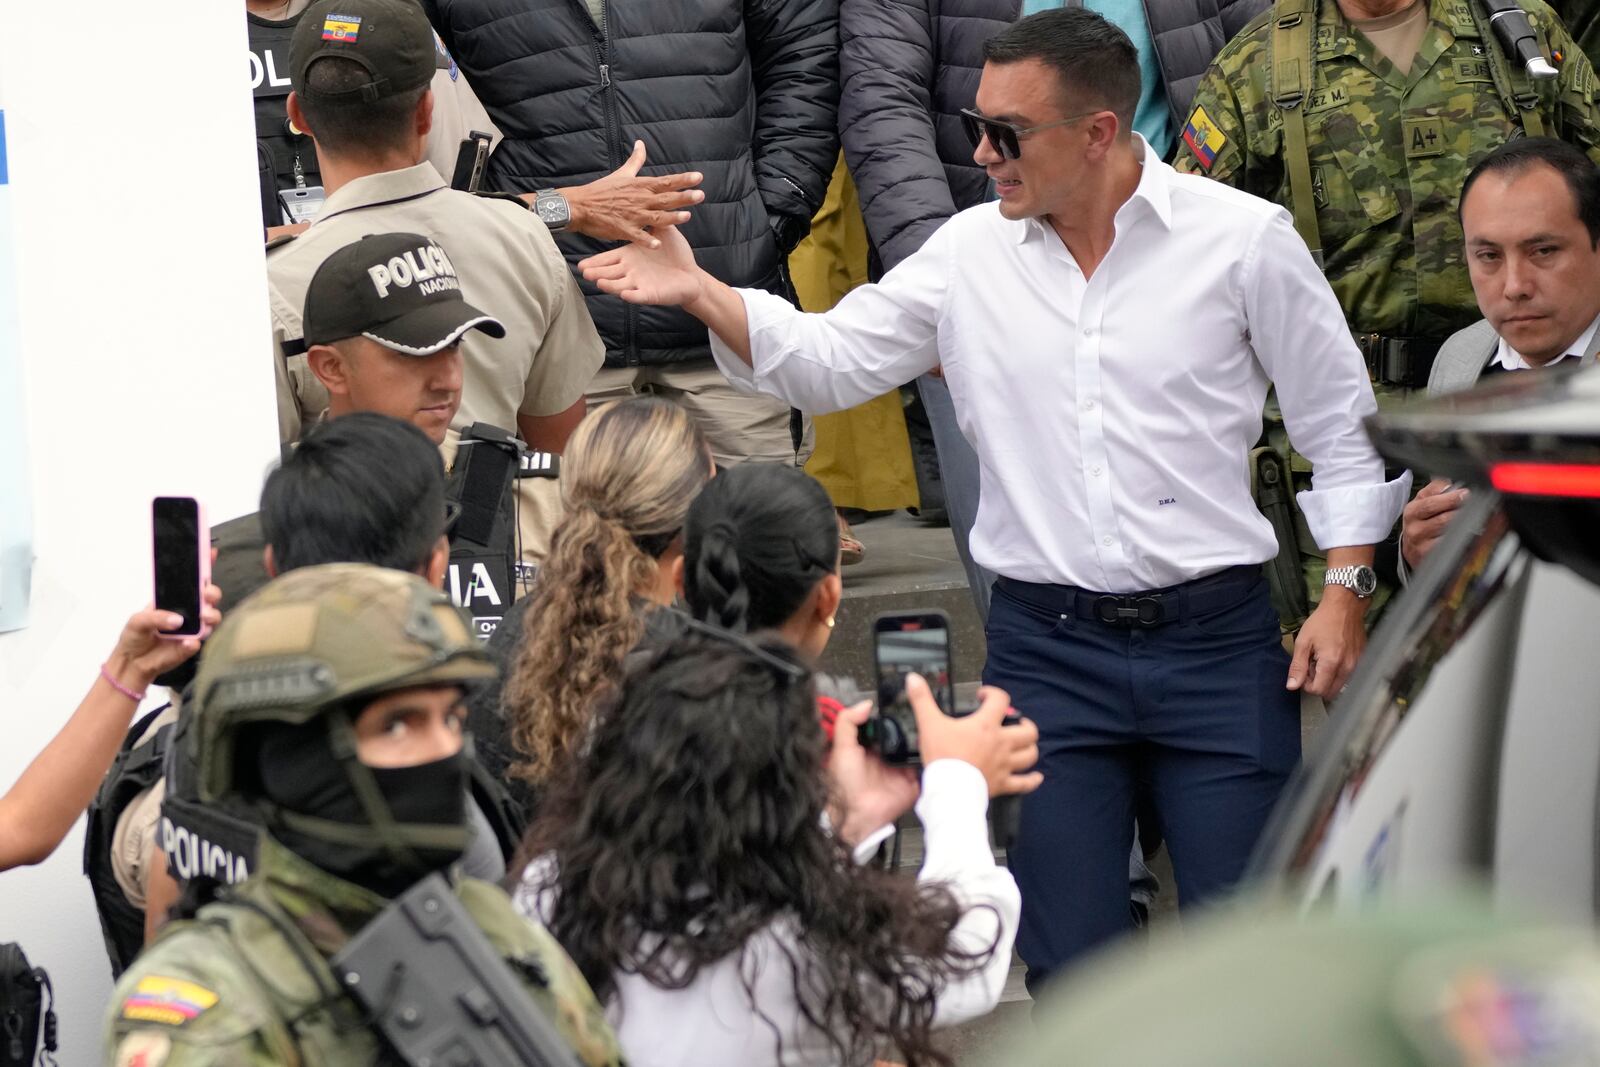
1173 0 1600 622
104 564 623 1067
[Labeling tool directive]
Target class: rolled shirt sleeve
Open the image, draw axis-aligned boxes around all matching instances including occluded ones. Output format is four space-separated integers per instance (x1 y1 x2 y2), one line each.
1242 207 1410 549
710 222 950 413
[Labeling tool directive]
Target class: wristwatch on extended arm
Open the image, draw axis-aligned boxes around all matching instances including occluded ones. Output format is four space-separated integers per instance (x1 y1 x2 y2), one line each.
532 188 571 233
1324 564 1378 599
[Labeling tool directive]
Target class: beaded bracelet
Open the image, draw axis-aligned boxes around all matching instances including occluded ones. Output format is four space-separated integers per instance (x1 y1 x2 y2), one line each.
100 663 147 702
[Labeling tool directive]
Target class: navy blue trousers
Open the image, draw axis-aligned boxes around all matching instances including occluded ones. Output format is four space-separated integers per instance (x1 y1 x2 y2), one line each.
983 569 1299 993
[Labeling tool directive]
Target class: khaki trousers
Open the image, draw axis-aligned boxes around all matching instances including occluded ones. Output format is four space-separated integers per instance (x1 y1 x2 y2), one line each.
587 360 813 469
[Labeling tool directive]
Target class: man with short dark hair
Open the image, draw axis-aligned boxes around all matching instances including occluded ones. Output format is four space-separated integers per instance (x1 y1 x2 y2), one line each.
577 7 1408 984
246 0 701 240
260 413 453 580
268 0 609 458
1401 138 1600 573
87 413 523 975
293 231 562 578
88 235 539 972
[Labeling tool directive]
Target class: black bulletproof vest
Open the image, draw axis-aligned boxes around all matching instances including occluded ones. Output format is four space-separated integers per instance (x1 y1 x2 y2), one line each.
446 424 559 639
83 706 175 977
250 12 320 228
160 709 262 894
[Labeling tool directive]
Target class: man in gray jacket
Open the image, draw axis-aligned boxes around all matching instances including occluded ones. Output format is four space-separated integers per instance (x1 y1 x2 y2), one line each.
1403 138 1600 573
839 0 1265 622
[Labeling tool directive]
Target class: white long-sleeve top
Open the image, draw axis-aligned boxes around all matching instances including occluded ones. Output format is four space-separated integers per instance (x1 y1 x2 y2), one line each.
515 759 1019 1067
710 139 1409 593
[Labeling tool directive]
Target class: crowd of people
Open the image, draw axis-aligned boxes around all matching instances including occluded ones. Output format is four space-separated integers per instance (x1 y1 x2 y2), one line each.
2 0 1600 1060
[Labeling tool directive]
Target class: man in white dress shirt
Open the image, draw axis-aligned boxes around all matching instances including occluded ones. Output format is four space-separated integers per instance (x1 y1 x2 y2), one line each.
1403 137 1600 575
575 7 1409 988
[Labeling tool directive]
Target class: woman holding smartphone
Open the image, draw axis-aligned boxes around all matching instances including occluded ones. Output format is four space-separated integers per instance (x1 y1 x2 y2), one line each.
515 629 1040 1067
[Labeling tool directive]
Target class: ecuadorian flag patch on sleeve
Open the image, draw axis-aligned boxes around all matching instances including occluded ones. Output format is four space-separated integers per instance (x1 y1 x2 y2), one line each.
120 976 220 1027
321 13 362 43
1182 105 1227 170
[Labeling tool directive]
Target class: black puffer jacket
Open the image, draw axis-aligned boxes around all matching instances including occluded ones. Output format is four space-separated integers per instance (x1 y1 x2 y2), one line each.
425 0 840 367
840 0 1265 271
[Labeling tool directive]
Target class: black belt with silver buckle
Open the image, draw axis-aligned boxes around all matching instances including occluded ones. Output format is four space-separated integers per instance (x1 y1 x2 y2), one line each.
1092 594 1169 627
1353 333 1443 390
995 566 1262 630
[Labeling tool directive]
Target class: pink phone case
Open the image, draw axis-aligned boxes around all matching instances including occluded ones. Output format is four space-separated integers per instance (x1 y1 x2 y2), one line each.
154 497 211 641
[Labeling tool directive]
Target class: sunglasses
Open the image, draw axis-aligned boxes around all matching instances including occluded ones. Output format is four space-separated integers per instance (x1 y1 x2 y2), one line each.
959 107 1100 161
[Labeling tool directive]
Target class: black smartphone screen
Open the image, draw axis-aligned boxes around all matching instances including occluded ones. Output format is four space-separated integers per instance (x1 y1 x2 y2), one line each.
152 497 203 636
874 611 955 716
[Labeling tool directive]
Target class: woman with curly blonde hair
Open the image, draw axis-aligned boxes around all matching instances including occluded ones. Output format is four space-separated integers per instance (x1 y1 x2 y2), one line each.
489 396 712 791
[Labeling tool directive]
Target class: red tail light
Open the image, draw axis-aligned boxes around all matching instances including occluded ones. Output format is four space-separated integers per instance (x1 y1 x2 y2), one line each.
1489 462 1600 498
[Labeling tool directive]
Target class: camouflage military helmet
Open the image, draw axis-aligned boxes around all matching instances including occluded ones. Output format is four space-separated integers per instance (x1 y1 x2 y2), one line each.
190 563 495 802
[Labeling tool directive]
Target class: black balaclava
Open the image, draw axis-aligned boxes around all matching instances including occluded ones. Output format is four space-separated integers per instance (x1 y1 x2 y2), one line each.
252 709 470 900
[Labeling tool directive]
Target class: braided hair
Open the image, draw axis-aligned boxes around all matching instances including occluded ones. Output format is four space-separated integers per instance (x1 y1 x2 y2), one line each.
682 464 838 633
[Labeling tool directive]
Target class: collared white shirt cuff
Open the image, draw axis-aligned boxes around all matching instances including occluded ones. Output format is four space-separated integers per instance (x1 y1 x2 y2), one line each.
851 823 897 865
1297 470 1412 550
915 759 993 875
816 810 900 865
707 288 790 398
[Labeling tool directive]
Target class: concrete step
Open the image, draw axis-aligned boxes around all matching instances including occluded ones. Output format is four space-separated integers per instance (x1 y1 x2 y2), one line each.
819 511 987 687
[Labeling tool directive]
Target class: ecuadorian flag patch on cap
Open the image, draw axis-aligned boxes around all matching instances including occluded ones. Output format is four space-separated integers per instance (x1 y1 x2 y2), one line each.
321 13 362 43
120 976 220 1027
1182 105 1227 170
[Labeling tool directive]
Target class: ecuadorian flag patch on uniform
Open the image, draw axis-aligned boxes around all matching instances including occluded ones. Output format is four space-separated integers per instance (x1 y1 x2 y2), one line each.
120 976 220 1027
321 13 362 43
1182 105 1227 170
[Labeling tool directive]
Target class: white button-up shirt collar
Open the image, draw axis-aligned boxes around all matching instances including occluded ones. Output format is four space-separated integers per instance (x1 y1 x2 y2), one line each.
1493 312 1600 371
714 138 1408 592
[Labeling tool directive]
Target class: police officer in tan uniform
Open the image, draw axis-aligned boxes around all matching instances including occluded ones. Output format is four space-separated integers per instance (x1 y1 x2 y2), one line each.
295 231 566 576
248 0 497 236
265 0 655 458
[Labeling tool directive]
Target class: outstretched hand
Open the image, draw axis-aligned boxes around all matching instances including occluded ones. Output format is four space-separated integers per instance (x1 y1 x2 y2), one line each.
579 224 705 307
554 140 705 247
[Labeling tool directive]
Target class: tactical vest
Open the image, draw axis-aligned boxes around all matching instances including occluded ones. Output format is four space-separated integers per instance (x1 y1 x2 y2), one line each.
1268 0 1550 263
250 13 321 229
446 423 560 637
83 706 176 977
160 708 262 892
156 874 577 1063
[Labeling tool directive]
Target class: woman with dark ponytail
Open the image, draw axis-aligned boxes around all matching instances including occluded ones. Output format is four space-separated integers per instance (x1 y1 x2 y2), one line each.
681 462 843 662
495 397 711 790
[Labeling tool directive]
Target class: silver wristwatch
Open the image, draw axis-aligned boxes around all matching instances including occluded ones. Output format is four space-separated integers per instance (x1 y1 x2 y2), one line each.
533 188 571 232
1324 564 1378 598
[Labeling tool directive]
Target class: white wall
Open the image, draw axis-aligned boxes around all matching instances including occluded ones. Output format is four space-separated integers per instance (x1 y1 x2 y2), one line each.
0 7 279 1062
